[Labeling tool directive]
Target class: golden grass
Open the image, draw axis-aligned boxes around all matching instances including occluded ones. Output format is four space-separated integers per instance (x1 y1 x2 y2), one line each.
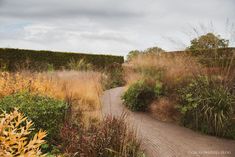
123 52 201 88
0 72 62 99
49 71 102 108
123 52 202 121
49 71 103 124
0 70 103 124
124 52 234 122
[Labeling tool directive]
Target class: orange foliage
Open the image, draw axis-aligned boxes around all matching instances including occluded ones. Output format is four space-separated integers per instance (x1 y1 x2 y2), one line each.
0 109 47 157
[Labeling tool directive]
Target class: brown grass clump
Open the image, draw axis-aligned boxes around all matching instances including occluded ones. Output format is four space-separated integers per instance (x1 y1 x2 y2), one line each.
149 97 180 122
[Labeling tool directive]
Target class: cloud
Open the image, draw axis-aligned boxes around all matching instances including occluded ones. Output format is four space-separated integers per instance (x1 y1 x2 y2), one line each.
0 7 142 19
0 0 144 19
0 0 234 56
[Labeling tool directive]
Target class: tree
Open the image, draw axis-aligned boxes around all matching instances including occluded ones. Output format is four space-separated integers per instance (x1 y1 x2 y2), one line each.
126 47 165 61
126 50 141 61
144 46 165 54
187 33 229 51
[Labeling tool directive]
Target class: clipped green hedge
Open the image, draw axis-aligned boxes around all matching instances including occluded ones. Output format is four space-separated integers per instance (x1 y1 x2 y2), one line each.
169 48 235 67
0 92 68 142
0 48 124 71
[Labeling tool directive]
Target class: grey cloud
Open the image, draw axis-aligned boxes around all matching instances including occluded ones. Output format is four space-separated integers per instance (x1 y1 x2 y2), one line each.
0 8 142 19
0 0 234 56
0 0 144 19
79 32 137 45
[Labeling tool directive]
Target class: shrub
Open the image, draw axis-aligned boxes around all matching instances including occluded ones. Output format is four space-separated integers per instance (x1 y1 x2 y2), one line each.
59 115 144 157
0 92 68 142
178 76 235 138
122 80 159 111
0 109 47 156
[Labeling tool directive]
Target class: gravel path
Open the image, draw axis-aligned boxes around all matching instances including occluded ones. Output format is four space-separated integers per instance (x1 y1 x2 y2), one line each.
102 87 235 157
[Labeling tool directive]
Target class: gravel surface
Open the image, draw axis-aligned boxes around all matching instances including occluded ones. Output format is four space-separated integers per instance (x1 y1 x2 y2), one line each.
102 87 235 157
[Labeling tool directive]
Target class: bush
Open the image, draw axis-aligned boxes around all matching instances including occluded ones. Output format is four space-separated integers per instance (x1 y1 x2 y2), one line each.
0 92 68 142
178 76 235 138
60 115 144 157
122 80 161 111
0 109 47 156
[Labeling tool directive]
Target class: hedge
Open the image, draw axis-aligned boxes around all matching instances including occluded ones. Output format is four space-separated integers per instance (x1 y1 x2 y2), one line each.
163 48 234 68
0 48 124 71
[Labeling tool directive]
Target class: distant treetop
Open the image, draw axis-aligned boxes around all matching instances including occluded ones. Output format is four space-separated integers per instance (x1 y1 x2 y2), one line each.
187 33 229 51
144 47 165 54
126 50 141 61
127 46 165 61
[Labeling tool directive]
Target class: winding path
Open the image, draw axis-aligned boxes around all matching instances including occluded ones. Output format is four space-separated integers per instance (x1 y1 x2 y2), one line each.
102 87 235 157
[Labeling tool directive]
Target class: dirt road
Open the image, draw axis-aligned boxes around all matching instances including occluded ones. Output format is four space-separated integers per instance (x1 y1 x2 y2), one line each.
102 87 235 157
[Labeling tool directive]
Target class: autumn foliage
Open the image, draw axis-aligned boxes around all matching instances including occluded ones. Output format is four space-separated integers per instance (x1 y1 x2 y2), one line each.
0 109 47 157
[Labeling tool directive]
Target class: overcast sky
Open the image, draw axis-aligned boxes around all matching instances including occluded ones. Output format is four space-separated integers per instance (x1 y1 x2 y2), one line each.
0 0 234 56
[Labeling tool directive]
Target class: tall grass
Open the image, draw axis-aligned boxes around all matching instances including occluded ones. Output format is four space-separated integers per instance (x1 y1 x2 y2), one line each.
0 70 103 125
124 49 235 136
0 71 62 99
60 114 144 157
123 52 201 91
49 71 103 125
123 52 200 121
0 70 145 155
